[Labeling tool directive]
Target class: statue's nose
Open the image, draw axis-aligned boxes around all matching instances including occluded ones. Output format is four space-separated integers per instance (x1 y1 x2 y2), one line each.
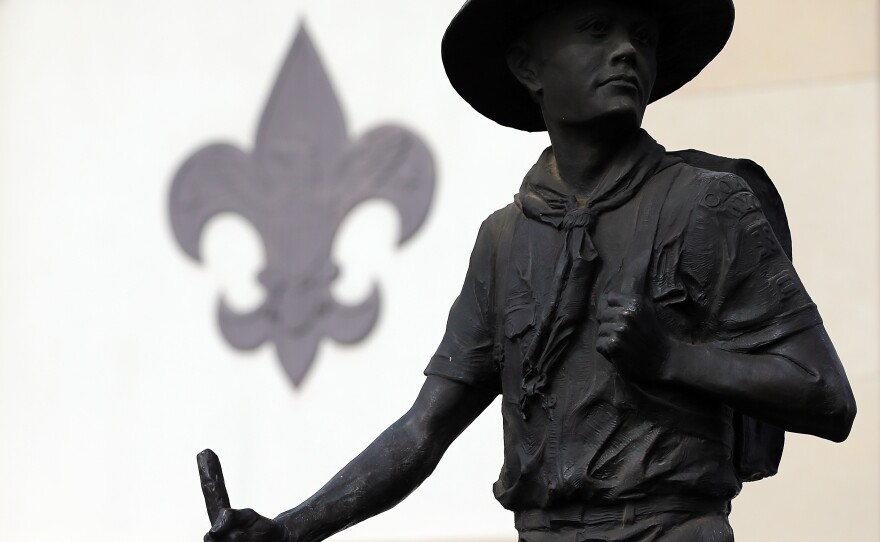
609 35 638 67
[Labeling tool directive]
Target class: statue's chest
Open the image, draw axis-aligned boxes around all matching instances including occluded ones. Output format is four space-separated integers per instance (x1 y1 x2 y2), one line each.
493 211 638 402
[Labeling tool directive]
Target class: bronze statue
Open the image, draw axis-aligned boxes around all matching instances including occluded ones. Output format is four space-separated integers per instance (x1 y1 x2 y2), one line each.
200 1 857 540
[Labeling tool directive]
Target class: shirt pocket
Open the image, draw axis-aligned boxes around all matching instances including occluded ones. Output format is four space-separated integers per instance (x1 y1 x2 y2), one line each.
503 288 536 340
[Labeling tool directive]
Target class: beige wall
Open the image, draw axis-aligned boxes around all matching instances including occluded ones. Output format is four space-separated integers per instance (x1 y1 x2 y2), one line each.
688 0 878 92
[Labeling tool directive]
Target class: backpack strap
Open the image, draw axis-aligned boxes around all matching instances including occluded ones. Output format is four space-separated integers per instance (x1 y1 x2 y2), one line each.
616 172 676 295
490 207 517 375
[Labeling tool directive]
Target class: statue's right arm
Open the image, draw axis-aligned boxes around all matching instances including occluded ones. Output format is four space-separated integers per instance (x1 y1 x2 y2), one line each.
204 374 496 542
206 218 501 542
277 374 495 541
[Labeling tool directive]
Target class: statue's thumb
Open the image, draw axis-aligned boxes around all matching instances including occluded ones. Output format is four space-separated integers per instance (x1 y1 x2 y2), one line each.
198 449 232 525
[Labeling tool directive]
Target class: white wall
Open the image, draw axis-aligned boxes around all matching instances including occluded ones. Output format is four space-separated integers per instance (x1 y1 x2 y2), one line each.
0 1 876 541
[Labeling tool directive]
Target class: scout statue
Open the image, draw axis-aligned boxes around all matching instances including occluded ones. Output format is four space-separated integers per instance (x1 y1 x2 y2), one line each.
201 1 857 540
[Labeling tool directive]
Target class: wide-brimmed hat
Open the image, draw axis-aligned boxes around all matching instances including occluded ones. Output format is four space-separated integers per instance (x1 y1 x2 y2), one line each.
442 0 735 132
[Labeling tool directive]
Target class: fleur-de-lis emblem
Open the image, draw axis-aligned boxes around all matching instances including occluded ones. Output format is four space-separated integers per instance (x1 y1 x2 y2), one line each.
169 24 435 386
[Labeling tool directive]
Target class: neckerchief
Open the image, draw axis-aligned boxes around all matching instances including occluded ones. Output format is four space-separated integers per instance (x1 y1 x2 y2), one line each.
513 129 679 418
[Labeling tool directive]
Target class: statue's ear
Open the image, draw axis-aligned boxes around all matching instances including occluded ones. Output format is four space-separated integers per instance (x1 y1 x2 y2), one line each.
506 41 542 98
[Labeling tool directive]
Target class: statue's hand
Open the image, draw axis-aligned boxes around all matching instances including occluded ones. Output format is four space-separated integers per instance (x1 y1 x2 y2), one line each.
197 450 293 542
204 508 292 542
596 292 670 381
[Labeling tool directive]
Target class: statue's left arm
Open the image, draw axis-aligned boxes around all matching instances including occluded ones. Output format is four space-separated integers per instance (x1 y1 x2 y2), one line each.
598 174 856 443
669 326 853 441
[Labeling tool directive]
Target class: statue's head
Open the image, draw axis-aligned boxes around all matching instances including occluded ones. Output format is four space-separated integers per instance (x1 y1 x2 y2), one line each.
442 0 735 132
505 0 659 136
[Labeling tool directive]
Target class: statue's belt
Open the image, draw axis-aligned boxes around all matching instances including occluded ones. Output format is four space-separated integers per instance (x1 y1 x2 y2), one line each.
514 496 731 531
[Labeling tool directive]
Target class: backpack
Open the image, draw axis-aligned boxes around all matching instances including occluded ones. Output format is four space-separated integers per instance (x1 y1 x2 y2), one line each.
671 149 789 482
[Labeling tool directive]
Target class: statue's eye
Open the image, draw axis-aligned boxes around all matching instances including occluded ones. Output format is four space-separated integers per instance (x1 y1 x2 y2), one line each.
578 17 610 35
632 25 658 47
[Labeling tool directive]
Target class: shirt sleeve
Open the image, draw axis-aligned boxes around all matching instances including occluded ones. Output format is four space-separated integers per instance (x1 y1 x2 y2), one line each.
678 174 822 351
424 218 501 394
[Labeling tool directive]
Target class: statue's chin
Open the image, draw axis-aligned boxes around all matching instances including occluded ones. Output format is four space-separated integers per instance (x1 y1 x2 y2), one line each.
549 108 644 141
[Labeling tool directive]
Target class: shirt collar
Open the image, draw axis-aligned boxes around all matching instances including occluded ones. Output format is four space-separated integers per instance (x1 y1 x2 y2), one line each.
515 129 677 230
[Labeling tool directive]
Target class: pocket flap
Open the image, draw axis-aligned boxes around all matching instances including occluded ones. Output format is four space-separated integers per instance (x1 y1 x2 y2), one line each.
504 289 536 339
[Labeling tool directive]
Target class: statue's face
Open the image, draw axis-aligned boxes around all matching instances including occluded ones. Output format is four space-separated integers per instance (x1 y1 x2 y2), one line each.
513 0 659 131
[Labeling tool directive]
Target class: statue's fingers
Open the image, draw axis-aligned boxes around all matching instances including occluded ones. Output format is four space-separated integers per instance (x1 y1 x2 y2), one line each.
234 508 260 528
606 293 644 316
597 304 625 323
208 508 260 542
198 449 231 524
596 334 621 358
209 508 235 537
597 322 625 338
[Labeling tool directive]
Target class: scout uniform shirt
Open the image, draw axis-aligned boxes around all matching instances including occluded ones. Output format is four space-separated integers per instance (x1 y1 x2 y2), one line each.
424 130 821 516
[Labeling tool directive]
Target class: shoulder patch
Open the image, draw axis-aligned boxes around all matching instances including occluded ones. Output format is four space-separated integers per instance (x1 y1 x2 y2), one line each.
699 174 749 207
698 174 763 221
722 191 762 220
744 218 781 261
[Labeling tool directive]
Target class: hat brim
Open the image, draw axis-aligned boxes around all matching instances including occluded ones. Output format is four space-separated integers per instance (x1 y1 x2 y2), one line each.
442 0 735 132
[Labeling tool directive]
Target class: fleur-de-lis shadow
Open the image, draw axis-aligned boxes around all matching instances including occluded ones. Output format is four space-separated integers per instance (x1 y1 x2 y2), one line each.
169 24 435 386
